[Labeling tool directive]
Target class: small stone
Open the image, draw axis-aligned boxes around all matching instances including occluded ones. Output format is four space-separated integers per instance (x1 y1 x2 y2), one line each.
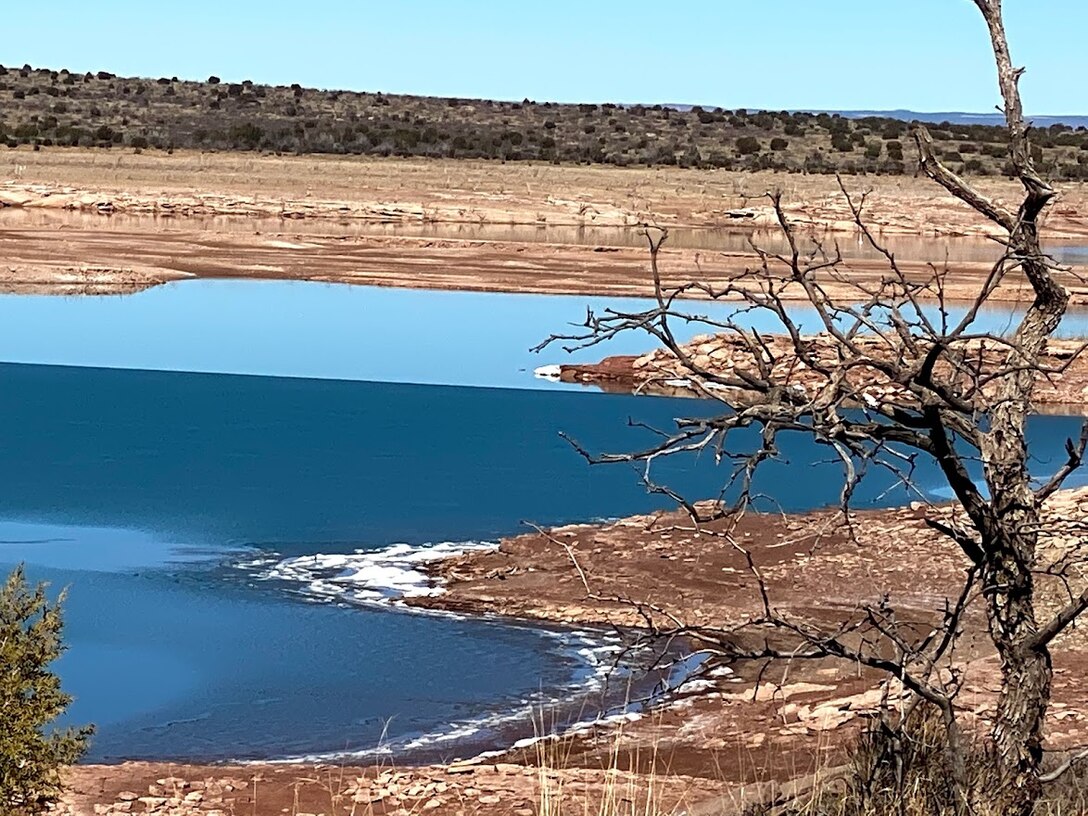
478 794 502 805
422 799 441 811
117 793 139 802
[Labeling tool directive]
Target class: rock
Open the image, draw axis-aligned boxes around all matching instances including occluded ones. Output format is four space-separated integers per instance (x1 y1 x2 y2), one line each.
422 799 441 811
477 794 502 805
0 190 35 207
117 792 139 802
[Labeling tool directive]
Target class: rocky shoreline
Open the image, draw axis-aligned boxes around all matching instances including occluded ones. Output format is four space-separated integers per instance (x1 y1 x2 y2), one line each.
52 488 1088 816
4 156 1088 304
553 332 1088 410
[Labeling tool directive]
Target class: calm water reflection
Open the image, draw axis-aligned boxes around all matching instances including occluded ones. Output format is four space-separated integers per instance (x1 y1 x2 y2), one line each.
1 280 1086 390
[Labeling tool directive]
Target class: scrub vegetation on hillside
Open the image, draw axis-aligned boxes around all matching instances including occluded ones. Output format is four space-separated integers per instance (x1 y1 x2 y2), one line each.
2 63 1088 178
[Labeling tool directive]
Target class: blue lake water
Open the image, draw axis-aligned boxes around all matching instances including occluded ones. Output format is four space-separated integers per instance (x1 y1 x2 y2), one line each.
2 280 1088 390
0 281 1086 763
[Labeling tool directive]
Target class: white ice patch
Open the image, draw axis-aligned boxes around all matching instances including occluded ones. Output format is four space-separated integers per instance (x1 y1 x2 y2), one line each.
238 540 498 608
533 364 562 380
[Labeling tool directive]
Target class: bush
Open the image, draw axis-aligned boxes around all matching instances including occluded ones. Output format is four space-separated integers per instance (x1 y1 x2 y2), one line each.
831 132 854 152
864 141 882 159
736 136 761 155
1 567 92 814
769 137 788 151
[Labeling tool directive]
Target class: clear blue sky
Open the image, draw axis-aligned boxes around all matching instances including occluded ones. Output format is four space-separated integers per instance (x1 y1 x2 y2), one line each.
2 1 1082 113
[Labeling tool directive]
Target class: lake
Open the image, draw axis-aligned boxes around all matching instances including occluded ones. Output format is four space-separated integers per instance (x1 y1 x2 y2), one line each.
0 281 1085 763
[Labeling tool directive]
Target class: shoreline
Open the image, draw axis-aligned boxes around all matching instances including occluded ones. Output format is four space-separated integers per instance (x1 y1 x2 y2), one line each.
4 235 1084 305
3 151 1088 240
3 151 1088 304
552 333 1088 410
60 486 1088 815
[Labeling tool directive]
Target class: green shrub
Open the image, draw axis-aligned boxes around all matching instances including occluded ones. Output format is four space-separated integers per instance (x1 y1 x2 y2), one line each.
736 136 761 155
831 132 854 152
1 567 92 814
769 137 788 151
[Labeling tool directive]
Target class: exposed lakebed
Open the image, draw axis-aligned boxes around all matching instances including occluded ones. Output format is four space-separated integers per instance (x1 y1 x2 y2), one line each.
0 281 1086 763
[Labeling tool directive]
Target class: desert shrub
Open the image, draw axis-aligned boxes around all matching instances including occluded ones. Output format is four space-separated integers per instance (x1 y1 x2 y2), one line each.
0 567 92 815
770 137 789 151
228 122 263 149
864 141 882 159
736 136 761 155
831 132 854 152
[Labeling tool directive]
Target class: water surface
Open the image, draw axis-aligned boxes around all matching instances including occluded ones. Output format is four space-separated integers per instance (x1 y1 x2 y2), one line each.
1 280 1087 390
1 280 1087 763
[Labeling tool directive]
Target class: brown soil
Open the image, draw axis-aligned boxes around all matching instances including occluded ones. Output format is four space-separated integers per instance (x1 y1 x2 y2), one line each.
556 333 1088 410
402 490 1088 807
2 150 1086 302
58 760 730 816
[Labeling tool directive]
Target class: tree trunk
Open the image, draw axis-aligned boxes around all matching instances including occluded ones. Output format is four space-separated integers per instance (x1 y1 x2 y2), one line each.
976 494 1052 815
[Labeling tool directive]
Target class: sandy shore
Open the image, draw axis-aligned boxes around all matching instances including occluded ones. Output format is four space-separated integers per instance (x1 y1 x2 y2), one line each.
2 149 1086 302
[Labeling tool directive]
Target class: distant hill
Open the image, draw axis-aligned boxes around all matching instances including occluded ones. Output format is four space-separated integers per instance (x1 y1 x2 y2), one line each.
832 110 1088 129
1 63 1087 179
661 105 1088 129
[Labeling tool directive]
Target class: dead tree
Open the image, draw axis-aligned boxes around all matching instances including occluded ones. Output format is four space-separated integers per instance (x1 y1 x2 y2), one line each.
540 2 1085 813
